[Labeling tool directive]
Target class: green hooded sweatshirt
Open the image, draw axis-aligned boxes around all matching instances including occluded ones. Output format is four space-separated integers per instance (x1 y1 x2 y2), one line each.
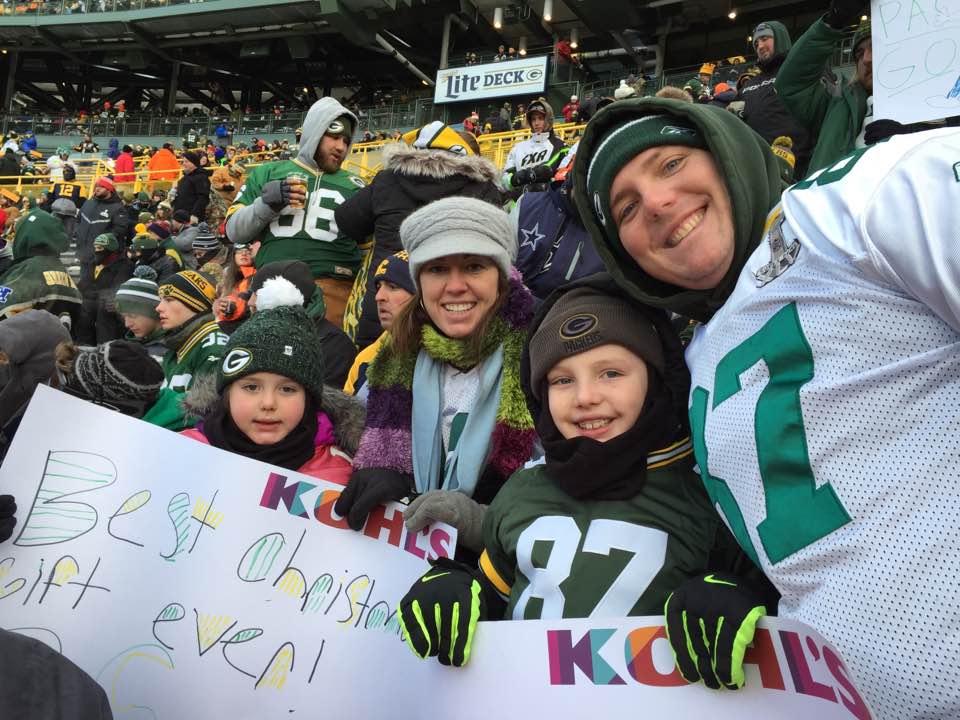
572 97 784 323
0 209 82 322
774 17 869 175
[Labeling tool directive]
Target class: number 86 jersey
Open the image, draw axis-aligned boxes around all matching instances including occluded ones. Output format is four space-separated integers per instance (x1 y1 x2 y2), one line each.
686 128 960 719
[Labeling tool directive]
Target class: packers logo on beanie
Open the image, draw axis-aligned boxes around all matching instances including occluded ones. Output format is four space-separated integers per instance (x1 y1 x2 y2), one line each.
528 286 665 401
158 270 216 313
217 304 325 403
585 114 706 247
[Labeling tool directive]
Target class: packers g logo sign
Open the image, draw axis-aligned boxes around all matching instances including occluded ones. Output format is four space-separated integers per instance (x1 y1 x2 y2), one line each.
222 348 253 376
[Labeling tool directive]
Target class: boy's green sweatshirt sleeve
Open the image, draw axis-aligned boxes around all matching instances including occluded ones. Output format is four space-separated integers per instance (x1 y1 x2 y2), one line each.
774 17 845 133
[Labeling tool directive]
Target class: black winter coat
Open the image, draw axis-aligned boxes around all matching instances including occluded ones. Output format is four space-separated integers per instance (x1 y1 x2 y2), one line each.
173 167 211 221
740 54 813 179
77 254 134 345
334 144 504 348
76 193 130 265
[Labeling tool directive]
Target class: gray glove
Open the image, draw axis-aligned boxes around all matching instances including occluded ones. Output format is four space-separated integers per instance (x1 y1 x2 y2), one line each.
260 179 293 212
404 490 486 553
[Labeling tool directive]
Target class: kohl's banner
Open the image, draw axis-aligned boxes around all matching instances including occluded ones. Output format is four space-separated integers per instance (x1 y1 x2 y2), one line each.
0 386 456 718
0 387 872 718
871 0 960 123
434 55 548 104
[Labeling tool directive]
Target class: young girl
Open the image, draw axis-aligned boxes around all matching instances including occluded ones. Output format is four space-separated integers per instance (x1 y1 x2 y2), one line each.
396 275 773 668
181 302 365 479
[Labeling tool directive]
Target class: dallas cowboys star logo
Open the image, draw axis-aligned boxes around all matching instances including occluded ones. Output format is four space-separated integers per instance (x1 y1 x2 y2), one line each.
520 222 545 249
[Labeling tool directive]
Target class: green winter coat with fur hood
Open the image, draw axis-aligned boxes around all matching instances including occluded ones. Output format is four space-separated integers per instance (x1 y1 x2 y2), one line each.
572 97 784 323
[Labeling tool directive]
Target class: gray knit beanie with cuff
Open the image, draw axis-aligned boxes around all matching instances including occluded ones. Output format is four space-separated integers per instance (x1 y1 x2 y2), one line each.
528 286 665 401
399 197 516 288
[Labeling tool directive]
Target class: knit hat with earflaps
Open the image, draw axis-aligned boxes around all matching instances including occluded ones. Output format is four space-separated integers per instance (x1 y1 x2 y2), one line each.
217 304 325 404
573 97 784 323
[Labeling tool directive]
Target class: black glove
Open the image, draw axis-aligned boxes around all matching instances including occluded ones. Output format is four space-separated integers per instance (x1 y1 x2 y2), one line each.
333 468 412 531
0 494 16 543
824 0 866 28
863 119 931 145
664 572 766 690
398 557 490 667
260 179 294 211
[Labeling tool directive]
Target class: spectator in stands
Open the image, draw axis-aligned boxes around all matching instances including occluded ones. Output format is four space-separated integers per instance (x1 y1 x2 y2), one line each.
0 210 81 328
484 105 509 133
562 95 580 123
614 79 639 100
776 3 871 174
49 165 86 206
0 149 19 184
146 142 180 190
502 98 568 197
192 222 229 272
343 250 414 398
494 45 507 62
49 198 78 239
141 269 226 430
114 144 136 185
225 97 366 329
115 267 166 364
212 239 259 328
512 103 527 130
73 135 99 153
174 150 211 224
76 177 129 290
335 121 503 349
709 82 737 109
1 132 19 155
171 209 198 269
577 95 615 122
511 149 604 300
500 102 512 128
106 138 120 161
463 111 481 135
46 147 72 183
735 21 814 178
335 197 536 556
76 232 133 345
129 232 178 284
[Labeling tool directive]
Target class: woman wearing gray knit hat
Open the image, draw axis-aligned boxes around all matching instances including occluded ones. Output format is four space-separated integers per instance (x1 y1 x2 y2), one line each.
336 196 537 559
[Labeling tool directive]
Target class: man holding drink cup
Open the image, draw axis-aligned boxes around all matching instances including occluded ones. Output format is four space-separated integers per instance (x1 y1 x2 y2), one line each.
225 97 368 328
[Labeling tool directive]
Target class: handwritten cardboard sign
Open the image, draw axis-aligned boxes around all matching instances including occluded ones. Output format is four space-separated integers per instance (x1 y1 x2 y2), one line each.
871 0 960 123
0 388 872 718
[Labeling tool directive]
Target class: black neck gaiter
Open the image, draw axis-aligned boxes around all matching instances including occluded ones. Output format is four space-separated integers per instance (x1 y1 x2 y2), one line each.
201 395 319 472
539 372 681 501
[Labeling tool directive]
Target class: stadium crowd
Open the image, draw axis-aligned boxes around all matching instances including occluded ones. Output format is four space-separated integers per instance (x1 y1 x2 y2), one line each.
2 1 960 717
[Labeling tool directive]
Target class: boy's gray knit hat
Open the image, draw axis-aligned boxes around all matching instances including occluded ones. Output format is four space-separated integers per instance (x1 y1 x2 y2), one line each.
399 197 516 287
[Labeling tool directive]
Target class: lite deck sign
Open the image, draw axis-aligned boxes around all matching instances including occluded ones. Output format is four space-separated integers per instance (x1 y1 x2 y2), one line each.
434 56 548 104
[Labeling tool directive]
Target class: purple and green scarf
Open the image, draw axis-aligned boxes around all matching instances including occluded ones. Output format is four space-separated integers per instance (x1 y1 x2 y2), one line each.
353 270 536 485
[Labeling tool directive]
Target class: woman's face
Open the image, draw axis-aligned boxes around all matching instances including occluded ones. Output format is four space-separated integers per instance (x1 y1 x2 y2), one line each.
419 254 500 339
227 372 306 445
609 146 735 291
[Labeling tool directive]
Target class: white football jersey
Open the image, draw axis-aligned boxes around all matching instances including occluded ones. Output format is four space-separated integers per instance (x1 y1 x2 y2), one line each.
687 128 960 719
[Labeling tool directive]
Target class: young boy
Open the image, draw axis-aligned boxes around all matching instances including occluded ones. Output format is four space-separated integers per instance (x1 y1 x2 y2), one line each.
397 275 770 666
114 268 166 364
141 269 227 431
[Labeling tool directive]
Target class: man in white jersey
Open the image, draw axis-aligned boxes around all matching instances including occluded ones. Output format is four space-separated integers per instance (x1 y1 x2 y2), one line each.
573 96 960 718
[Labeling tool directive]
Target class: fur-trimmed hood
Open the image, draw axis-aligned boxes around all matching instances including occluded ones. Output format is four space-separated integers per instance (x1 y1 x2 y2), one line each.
381 142 502 185
180 373 367 455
